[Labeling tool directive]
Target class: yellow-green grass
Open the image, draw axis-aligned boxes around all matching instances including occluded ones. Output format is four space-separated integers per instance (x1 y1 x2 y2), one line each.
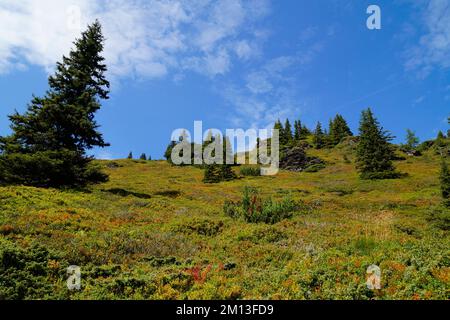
0 149 448 300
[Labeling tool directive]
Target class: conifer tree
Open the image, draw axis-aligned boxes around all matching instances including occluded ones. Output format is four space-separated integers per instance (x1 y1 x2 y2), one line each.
284 119 293 145
0 21 109 187
164 141 176 162
294 120 302 141
441 159 450 207
313 122 325 149
274 120 285 146
326 119 335 148
140 153 147 160
300 124 311 138
220 164 237 181
127 152 133 159
203 164 221 183
356 108 397 179
329 114 353 146
405 129 419 152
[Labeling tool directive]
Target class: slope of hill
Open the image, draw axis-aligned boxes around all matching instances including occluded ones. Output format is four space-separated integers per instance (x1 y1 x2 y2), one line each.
0 147 448 300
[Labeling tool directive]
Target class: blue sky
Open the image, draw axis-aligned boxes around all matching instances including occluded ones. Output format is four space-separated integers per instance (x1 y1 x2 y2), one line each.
0 0 449 159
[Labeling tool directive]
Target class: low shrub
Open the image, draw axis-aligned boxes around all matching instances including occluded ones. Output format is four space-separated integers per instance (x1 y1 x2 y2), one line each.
173 218 224 236
240 166 261 177
0 239 67 300
427 206 450 231
238 226 287 243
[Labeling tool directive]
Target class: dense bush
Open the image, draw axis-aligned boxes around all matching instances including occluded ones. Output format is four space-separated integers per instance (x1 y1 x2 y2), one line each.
0 240 67 299
427 207 450 231
224 187 299 224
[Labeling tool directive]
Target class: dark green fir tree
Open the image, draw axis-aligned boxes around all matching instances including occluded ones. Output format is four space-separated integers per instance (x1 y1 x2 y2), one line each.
313 122 325 149
329 114 353 146
356 108 398 179
284 119 293 145
0 21 110 187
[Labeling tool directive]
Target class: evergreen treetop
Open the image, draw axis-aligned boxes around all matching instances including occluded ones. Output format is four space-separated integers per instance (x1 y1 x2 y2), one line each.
284 119 293 144
313 122 325 149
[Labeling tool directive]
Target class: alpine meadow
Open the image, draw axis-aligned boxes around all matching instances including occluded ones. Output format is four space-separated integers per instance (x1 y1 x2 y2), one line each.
0 1 449 304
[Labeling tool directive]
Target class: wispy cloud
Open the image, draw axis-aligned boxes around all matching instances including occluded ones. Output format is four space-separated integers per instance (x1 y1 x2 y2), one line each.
404 0 450 77
220 51 320 129
412 95 425 107
219 22 328 129
0 0 271 80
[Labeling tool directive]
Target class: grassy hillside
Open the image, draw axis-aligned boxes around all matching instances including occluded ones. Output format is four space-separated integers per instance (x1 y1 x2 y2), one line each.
0 147 448 300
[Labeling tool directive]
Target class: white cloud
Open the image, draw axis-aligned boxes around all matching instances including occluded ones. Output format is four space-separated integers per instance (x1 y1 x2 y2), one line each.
221 54 308 129
0 0 270 79
405 0 450 76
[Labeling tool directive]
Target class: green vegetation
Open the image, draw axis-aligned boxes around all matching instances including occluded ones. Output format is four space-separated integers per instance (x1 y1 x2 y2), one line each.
240 166 261 177
441 160 450 207
404 129 420 153
203 164 237 183
313 122 325 149
328 114 353 146
224 187 299 224
0 143 449 299
0 21 109 188
0 19 448 302
356 108 399 179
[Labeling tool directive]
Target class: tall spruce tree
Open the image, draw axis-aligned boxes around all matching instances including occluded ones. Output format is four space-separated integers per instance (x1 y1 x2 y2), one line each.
294 120 302 141
274 120 285 146
313 122 325 149
284 119 293 145
140 153 147 160
356 108 397 179
127 152 133 159
0 21 109 187
441 159 450 207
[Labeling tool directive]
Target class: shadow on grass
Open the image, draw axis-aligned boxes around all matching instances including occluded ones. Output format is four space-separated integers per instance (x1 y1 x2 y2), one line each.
154 190 181 198
102 188 152 199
